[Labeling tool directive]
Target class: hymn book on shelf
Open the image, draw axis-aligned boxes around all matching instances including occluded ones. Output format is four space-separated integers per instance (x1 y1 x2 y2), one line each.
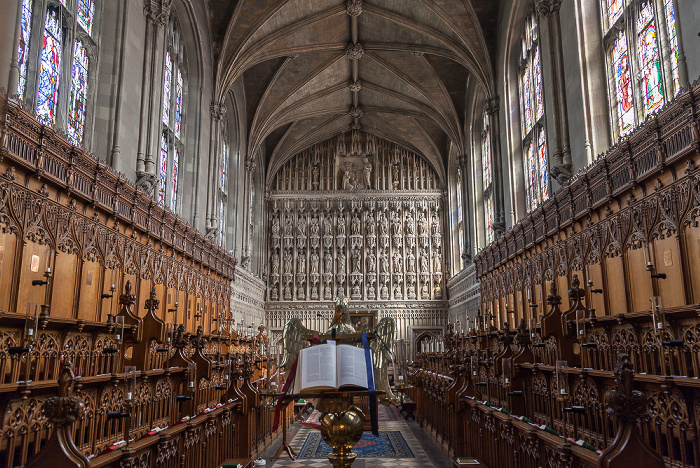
293 342 372 393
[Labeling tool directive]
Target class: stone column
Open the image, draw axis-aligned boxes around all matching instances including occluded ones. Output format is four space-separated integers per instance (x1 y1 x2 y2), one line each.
536 0 572 185
485 96 505 236
136 0 171 194
206 102 224 238
457 154 472 264
2 0 22 94
241 151 257 269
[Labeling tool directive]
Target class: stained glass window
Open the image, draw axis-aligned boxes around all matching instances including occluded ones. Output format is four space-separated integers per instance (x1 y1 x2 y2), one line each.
219 198 225 246
158 134 168 204
17 0 33 99
175 69 183 138
601 0 682 138
67 42 89 144
638 2 664 117
162 51 172 126
171 147 179 210
77 0 95 36
664 0 680 94
482 110 494 244
519 10 548 212
612 30 635 136
485 197 494 244
37 7 62 124
221 140 228 191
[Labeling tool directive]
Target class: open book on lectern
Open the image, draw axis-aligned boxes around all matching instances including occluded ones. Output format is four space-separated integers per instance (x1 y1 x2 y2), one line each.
293 343 374 393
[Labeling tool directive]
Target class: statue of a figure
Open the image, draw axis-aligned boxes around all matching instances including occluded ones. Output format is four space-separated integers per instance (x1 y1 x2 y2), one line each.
407 283 416 298
284 251 292 274
337 216 346 236
312 164 320 186
392 163 399 183
379 213 389 236
407 252 416 273
310 216 319 236
418 213 428 236
343 169 353 190
381 283 389 298
297 216 307 236
324 252 333 272
363 157 372 189
368 251 376 272
297 256 305 275
271 285 278 299
324 215 332 236
310 252 319 274
394 283 402 298
285 214 292 234
421 282 429 298
328 295 355 335
431 214 440 235
272 252 280 275
392 212 402 236
272 216 280 236
392 250 403 273
352 251 361 273
405 212 415 236
367 212 376 236
380 250 389 273
420 250 429 273
433 250 442 271
337 252 346 274
351 214 361 236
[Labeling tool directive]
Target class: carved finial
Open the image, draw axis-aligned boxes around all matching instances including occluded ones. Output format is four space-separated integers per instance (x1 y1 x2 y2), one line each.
42 360 85 425
144 284 160 314
192 325 207 351
605 353 646 424
571 274 580 289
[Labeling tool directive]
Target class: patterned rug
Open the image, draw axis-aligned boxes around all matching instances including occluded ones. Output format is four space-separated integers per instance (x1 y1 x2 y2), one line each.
304 404 403 425
297 431 415 459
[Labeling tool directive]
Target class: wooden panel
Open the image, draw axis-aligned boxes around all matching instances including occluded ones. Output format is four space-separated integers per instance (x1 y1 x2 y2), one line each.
683 225 700 303
653 237 685 307
77 260 101 321
626 249 652 313
603 256 627 315
16 243 51 315
0 232 18 312
51 251 77 318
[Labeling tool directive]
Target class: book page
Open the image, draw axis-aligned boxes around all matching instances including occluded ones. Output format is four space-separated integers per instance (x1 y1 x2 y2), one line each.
299 344 337 391
336 344 370 389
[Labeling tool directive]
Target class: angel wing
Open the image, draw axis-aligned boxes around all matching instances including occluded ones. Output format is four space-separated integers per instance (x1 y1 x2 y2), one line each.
369 317 399 404
280 318 319 370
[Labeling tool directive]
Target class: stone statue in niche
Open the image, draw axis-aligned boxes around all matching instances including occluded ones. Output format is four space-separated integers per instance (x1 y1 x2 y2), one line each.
368 284 375 298
405 212 415 236
352 251 361 273
392 212 402 236
420 250 429 273
351 214 361 236
297 216 307 236
392 250 403 273
368 251 376 272
271 285 279 300
418 213 428 236
285 214 293 234
337 252 346 274
392 163 400 188
310 216 319 236
272 252 280 275
379 213 389 236
324 215 332 236
407 283 416 299
342 165 357 190
337 216 346 236
272 216 280 236
407 252 416 273
381 283 389 299
284 284 292 299
367 212 376 235
431 213 440 235
312 164 320 189
324 252 333 272
363 157 372 189
433 250 442 272
421 282 429 299
394 283 403 299
310 251 319 274
380 250 389 273
297 256 305 275
284 251 292 274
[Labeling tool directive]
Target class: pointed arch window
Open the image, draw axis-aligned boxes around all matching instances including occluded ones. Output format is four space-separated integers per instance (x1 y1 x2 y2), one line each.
482 110 494 244
601 0 682 139
456 167 464 270
19 0 98 145
519 11 548 212
219 123 229 247
159 19 185 211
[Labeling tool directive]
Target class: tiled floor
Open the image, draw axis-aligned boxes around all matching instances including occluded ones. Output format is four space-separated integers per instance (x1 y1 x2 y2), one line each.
259 408 453 468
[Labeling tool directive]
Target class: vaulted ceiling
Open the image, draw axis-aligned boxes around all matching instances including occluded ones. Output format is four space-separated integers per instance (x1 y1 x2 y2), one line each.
207 0 499 186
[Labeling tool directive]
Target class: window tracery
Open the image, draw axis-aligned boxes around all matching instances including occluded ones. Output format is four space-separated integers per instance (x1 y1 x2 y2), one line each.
481 110 494 244
601 0 681 139
158 18 185 211
519 10 549 212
